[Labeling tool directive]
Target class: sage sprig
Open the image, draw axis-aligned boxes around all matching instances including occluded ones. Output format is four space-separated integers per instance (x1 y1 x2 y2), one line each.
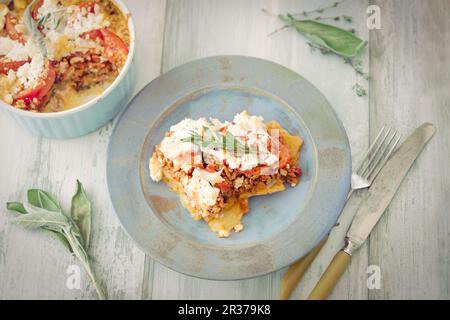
279 14 366 58
23 0 47 57
263 0 369 97
6 181 105 300
181 126 254 154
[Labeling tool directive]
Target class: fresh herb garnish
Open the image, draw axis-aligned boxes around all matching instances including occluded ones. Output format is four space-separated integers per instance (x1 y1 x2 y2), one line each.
6 181 105 300
181 126 255 154
24 0 47 57
37 8 65 29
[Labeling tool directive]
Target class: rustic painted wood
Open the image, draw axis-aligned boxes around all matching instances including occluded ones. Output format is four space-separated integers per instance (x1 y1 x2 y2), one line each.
368 0 450 299
0 0 167 299
1 0 448 300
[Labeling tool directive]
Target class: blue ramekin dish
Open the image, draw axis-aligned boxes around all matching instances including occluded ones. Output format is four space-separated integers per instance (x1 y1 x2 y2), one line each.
0 0 136 139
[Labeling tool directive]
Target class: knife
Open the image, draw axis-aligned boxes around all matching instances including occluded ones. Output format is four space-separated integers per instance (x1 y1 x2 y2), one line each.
307 123 436 300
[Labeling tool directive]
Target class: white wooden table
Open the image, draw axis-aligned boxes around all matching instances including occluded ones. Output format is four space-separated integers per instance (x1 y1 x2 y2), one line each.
0 0 449 300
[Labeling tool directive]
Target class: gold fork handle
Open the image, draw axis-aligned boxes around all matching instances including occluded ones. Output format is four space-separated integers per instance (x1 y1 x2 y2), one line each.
280 236 328 300
307 250 351 300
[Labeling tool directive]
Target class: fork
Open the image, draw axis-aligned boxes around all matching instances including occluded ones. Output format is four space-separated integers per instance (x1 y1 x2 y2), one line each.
280 127 401 300
349 127 401 197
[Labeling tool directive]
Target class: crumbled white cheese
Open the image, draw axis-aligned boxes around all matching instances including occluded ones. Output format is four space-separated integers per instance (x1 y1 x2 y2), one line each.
5 39 41 61
228 110 267 137
158 118 209 171
64 6 106 38
36 0 60 19
149 155 163 182
157 111 279 173
16 54 45 89
185 169 222 209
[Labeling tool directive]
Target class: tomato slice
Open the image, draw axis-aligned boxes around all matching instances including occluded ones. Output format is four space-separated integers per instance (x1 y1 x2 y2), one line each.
79 2 96 14
31 0 44 20
278 142 291 168
206 164 219 172
5 13 25 44
239 166 262 176
0 59 28 75
82 28 128 64
13 62 56 110
217 181 232 193
268 136 291 168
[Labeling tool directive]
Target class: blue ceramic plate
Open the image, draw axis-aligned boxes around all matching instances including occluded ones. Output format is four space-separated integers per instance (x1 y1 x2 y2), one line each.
107 56 351 280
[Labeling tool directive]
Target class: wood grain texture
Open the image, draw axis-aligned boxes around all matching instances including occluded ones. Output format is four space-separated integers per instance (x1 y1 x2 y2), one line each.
1 0 448 300
0 0 166 299
369 0 450 299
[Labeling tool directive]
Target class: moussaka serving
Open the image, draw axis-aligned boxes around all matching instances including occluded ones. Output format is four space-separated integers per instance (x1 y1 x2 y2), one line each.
149 111 303 238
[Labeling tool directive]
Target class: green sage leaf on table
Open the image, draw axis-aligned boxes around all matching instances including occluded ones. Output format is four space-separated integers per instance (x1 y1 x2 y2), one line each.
23 0 48 57
70 180 91 248
279 14 367 58
7 200 72 251
16 203 70 230
6 202 27 214
28 189 62 213
6 182 105 300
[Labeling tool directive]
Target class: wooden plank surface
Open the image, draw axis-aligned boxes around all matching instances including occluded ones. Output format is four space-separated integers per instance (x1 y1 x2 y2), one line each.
0 0 167 299
368 0 450 299
0 0 448 300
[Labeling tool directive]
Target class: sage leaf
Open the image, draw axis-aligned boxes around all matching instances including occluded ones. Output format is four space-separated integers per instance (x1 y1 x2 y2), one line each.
6 183 105 299
6 202 27 214
15 203 69 230
46 229 73 252
279 14 367 58
27 189 62 213
181 126 252 154
70 180 91 248
24 0 47 57
6 201 72 251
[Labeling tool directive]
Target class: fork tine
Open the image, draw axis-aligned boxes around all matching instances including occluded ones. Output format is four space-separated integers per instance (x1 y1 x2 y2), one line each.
355 127 386 174
364 129 398 181
358 127 392 176
368 133 401 183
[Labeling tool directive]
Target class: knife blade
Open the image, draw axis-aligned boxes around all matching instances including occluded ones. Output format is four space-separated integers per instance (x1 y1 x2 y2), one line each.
307 123 436 300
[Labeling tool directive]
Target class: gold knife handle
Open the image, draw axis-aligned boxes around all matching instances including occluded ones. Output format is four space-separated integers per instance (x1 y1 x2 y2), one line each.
307 250 351 300
280 236 328 300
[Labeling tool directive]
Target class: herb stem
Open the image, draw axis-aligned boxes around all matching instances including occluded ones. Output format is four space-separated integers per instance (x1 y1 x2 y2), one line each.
291 0 349 17
63 227 105 300
267 24 290 37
